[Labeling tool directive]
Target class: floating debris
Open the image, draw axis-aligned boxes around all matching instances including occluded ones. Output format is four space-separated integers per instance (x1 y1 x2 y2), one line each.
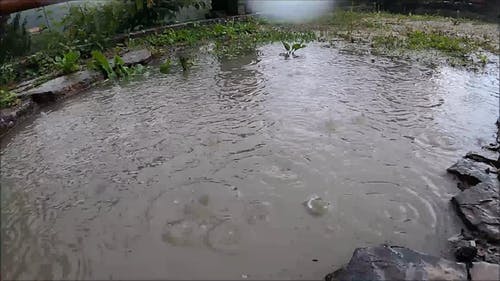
303 195 330 217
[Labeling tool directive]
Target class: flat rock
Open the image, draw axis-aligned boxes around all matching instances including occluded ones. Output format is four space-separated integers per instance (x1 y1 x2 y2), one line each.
121 49 152 66
452 182 500 242
447 158 497 186
20 70 102 103
0 99 36 135
326 245 467 281
466 150 499 168
470 262 500 281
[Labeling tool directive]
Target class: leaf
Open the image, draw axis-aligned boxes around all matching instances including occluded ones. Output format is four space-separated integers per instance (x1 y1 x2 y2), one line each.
292 43 303 51
282 41 291 51
91 50 114 78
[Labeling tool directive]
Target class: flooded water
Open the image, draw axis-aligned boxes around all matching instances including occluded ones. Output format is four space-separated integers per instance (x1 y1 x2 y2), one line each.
1 43 499 280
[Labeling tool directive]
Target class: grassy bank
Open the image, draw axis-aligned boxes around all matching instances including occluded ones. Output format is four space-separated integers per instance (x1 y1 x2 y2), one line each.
312 11 498 66
1 10 498 109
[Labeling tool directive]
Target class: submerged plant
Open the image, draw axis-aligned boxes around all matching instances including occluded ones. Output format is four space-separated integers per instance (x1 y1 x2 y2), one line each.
281 41 307 58
54 50 80 74
178 55 193 71
159 58 172 74
478 53 488 65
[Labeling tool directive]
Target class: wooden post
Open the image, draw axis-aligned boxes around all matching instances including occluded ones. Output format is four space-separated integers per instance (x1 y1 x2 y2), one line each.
0 0 72 15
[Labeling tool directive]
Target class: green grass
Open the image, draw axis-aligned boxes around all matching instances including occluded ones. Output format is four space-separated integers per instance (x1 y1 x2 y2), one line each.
406 30 471 55
131 20 315 58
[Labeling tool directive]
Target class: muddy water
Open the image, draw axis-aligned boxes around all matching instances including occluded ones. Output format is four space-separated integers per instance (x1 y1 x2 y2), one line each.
1 43 499 280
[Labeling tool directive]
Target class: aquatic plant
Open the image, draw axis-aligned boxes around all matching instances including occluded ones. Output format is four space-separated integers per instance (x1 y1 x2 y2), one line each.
178 55 193 71
54 51 81 74
160 58 172 73
281 41 307 58
477 54 488 65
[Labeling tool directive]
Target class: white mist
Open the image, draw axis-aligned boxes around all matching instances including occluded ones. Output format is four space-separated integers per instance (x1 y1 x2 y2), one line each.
247 0 335 22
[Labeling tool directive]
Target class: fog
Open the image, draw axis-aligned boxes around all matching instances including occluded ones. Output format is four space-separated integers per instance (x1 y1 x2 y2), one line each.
247 0 335 22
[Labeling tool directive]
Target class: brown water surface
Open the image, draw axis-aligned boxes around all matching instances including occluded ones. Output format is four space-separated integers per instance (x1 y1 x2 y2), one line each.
1 43 498 280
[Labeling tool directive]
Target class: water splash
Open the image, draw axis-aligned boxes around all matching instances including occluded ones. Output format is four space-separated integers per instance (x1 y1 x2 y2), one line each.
247 0 335 23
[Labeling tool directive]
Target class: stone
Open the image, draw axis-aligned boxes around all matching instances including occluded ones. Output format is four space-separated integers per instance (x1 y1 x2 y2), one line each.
466 150 499 168
447 158 497 186
470 262 500 281
20 70 103 103
326 245 467 281
454 243 477 263
0 99 36 135
452 182 500 242
121 49 152 66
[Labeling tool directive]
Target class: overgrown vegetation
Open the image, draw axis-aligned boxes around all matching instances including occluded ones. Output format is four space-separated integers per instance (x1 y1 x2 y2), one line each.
0 89 19 109
0 3 497 109
90 51 142 79
0 0 208 86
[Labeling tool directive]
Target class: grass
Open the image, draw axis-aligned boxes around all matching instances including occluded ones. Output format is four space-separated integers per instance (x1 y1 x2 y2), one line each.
129 20 316 58
1 11 497 109
313 10 498 67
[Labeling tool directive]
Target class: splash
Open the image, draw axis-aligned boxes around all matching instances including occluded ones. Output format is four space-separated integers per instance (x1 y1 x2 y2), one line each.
247 0 335 22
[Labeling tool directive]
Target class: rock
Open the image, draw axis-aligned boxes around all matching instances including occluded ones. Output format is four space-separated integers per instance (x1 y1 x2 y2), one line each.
452 182 500 242
465 150 499 168
20 70 103 103
327 245 467 281
454 242 477 263
121 49 152 66
470 262 500 281
0 99 36 135
447 158 497 186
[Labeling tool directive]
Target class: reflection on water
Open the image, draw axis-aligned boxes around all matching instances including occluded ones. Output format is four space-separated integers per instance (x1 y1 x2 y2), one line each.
1 43 498 280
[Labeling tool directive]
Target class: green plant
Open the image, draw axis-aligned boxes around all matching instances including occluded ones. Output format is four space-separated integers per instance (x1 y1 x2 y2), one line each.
160 58 172 73
91 50 139 79
54 50 81 74
178 55 193 71
113 55 133 77
91 50 115 78
0 64 16 86
478 53 488 65
0 14 31 64
0 89 20 109
281 41 307 58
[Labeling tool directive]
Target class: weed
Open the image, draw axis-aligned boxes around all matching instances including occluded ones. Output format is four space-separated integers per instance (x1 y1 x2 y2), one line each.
179 55 193 71
91 50 115 78
281 41 307 58
406 31 470 55
54 51 81 74
160 59 172 74
478 53 488 65
91 50 139 79
0 64 17 87
0 89 20 109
